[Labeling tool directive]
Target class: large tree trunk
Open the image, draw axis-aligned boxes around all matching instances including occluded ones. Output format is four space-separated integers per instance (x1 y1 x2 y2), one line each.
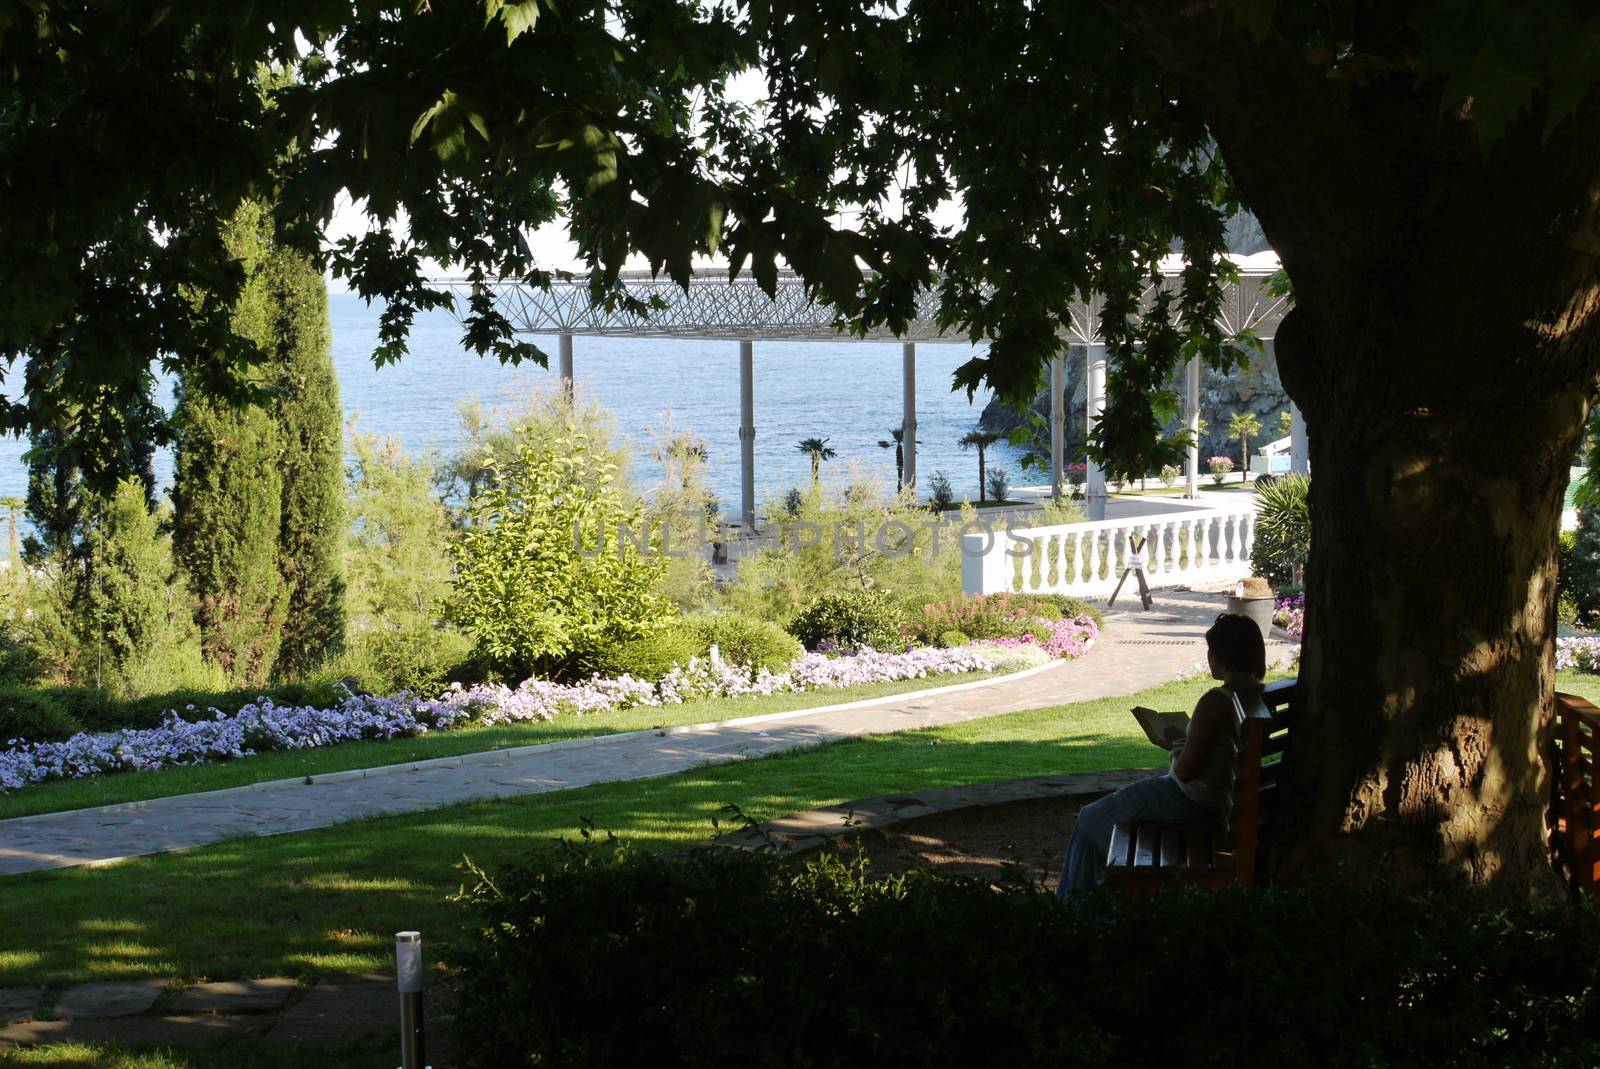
1257 141 1600 893
1102 0 1600 892
1277 307 1588 893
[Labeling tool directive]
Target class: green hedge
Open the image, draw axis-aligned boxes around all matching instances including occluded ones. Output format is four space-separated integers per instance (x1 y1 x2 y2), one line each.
0 685 81 744
683 612 802 673
453 842 1600 1069
788 589 908 652
587 627 706 682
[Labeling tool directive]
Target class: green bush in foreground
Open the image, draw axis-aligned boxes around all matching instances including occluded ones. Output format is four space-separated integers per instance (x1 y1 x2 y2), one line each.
587 627 706 682
0 685 80 743
788 589 908 652
683 612 802 672
454 841 1600 1069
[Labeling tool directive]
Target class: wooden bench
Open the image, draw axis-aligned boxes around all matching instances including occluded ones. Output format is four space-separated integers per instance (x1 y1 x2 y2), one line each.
1552 692 1599 898
1105 678 1295 890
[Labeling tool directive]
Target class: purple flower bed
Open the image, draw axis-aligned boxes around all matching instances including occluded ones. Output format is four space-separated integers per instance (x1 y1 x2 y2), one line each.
1557 637 1600 673
973 615 1098 660
0 693 471 792
0 645 1000 792
444 645 999 727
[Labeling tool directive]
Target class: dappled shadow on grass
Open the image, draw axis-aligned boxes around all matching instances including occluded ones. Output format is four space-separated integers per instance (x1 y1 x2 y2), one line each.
0 726 1158 985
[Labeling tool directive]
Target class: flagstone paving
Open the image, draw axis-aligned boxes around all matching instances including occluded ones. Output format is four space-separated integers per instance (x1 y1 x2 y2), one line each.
0 589 1292 878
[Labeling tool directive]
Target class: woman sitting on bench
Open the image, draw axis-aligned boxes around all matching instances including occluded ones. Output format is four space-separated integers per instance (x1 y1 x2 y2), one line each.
1057 613 1266 896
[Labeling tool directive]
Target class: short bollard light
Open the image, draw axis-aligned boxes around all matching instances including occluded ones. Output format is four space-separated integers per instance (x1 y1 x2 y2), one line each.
396 930 428 1069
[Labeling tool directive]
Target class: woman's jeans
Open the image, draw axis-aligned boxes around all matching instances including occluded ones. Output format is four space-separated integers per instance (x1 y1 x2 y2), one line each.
1057 773 1216 897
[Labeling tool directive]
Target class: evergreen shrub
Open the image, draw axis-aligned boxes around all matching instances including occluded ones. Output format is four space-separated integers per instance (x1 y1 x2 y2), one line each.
445 406 672 680
587 626 704 682
317 627 476 697
788 590 908 652
453 842 1600 1069
937 629 970 649
683 613 802 672
0 686 81 745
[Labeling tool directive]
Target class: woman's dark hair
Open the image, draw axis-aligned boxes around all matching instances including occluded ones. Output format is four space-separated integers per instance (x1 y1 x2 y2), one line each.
1207 613 1266 680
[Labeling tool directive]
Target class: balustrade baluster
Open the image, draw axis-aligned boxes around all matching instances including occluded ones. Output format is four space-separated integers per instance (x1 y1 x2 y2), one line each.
1069 531 1084 587
1086 529 1101 583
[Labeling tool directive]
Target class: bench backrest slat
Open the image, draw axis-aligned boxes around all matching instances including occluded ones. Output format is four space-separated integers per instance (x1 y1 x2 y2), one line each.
1553 692 1600 897
1213 681 1298 887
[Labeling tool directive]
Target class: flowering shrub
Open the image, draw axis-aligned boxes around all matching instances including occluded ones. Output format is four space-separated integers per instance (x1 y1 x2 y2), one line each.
978 615 1098 659
1207 456 1234 485
1067 462 1088 486
1556 637 1600 673
1272 594 1305 642
1158 464 1179 487
0 646 998 792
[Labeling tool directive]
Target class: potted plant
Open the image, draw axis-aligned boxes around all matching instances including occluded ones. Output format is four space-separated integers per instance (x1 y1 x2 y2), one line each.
1226 576 1276 640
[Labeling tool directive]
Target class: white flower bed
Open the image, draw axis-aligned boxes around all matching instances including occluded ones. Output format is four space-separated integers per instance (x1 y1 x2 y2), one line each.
0 646 998 792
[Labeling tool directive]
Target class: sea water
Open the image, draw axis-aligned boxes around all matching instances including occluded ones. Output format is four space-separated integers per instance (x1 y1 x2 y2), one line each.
0 291 1026 512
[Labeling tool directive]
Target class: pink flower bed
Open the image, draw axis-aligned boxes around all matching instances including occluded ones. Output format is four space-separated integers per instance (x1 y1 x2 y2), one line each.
976 615 1098 659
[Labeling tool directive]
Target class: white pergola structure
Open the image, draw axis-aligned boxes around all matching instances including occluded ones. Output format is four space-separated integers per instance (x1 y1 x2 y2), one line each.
433 254 1293 527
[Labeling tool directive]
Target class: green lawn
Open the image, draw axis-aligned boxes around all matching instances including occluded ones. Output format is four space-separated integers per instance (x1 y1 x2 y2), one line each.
4 670 1595 990
0 673 1205 987
0 671 1002 820
0 1043 393 1068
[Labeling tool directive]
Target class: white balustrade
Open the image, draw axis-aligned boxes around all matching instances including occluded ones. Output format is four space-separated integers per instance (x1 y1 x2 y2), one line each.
959 503 1259 598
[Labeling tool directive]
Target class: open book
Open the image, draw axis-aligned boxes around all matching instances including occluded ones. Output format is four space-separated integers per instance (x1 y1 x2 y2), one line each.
1131 706 1190 749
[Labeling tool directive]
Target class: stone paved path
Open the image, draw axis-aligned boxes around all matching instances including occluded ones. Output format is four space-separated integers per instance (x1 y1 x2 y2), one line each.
0 972 459 1059
0 590 1292 877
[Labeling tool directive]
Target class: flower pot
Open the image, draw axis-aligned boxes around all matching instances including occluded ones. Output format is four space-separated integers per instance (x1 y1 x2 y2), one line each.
1226 595 1275 641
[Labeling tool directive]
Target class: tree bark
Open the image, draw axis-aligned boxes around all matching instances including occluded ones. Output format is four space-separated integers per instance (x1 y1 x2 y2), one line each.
1100 0 1600 891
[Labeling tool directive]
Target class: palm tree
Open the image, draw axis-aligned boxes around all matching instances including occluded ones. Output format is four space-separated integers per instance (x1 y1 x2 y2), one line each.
959 427 1003 503
876 422 921 492
1227 411 1263 483
796 437 837 485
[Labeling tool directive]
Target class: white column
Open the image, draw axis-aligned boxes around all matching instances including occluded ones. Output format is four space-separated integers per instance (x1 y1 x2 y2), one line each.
739 339 756 530
1185 355 1201 498
1290 401 1309 474
901 341 917 492
1050 351 1065 502
1085 345 1107 520
558 333 574 399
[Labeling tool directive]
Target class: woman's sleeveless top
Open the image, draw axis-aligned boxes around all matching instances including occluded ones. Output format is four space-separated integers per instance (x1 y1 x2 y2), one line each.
1170 678 1260 807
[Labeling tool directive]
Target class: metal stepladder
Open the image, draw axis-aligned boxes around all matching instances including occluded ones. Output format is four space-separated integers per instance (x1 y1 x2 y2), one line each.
1107 535 1153 610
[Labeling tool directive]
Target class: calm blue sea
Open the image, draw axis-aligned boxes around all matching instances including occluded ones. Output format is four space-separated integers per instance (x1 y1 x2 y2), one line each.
0 291 1024 512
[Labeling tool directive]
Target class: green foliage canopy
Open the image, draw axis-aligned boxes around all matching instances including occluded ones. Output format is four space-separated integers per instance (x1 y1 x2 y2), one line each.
7 2 1597 491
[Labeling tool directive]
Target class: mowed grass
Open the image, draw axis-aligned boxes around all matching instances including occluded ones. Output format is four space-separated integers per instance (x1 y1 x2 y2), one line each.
4 669 1593 989
0 671 1003 820
0 674 1207 987
0 1042 394 1068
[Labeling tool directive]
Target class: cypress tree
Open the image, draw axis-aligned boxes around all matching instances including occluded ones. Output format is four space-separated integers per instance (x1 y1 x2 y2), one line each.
172 202 288 687
77 478 213 696
270 231 346 676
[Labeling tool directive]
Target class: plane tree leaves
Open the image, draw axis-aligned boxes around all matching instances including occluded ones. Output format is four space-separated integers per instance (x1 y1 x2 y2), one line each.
1 0 1597 489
